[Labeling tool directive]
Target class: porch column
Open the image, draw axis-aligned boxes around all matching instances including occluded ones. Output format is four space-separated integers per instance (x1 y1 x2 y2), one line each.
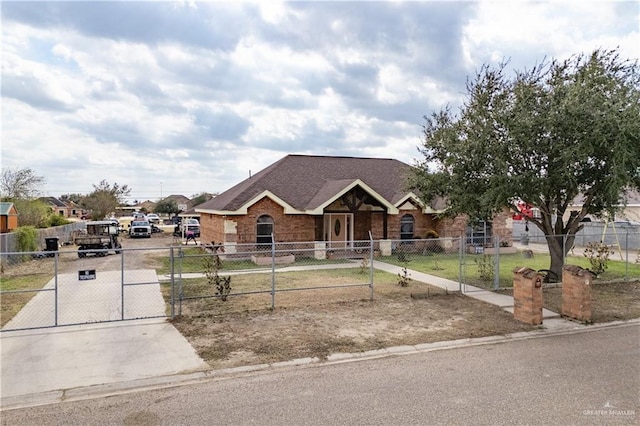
383 208 388 239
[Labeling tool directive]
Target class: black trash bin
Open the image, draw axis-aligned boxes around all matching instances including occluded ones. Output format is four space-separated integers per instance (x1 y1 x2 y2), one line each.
44 237 59 253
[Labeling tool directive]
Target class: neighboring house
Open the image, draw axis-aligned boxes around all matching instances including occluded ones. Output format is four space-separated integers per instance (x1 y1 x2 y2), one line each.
565 189 640 224
65 200 83 217
196 154 511 249
138 200 157 213
165 194 191 212
0 202 18 233
38 197 83 218
39 197 69 217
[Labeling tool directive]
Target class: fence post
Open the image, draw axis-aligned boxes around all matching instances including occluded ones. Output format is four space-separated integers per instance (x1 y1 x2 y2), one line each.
369 231 374 301
121 247 125 320
493 235 500 290
178 246 184 316
625 231 629 282
271 233 276 309
458 235 464 292
54 251 59 327
170 246 175 319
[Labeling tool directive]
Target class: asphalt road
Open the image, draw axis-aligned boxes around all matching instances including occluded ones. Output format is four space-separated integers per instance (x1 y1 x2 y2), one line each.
2 323 638 425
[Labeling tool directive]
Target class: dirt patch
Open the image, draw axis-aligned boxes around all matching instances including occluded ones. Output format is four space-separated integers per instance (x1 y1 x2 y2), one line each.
542 280 640 323
169 284 538 370
499 280 640 323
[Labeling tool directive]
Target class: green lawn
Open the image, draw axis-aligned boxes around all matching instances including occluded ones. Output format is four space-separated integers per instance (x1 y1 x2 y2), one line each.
1 272 53 327
156 248 355 275
154 246 640 290
378 251 640 288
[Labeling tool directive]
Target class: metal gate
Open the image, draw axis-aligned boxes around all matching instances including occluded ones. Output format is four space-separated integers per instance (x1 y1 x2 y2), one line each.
1 247 170 332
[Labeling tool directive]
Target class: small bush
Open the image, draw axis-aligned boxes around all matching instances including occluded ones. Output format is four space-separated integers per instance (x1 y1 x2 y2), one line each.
397 265 411 287
48 215 70 227
474 254 494 281
15 226 38 252
425 229 439 239
203 246 232 301
583 241 613 277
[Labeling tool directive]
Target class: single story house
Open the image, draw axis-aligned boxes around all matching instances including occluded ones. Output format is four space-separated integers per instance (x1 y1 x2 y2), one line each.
38 197 82 218
564 189 640 224
0 202 18 233
196 155 511 251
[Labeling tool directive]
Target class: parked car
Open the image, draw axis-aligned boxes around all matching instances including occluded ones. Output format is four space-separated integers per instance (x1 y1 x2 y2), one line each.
146 213 161 224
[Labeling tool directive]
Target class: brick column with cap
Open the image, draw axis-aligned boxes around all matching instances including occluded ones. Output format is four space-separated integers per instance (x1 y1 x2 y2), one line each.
512 267 544 325
562 265 593 322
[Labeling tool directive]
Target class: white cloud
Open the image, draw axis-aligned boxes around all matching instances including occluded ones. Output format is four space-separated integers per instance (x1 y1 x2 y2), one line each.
1 1 636 201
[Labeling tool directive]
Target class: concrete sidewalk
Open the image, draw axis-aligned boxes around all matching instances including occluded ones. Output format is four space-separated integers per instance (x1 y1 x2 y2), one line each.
372 261 563 321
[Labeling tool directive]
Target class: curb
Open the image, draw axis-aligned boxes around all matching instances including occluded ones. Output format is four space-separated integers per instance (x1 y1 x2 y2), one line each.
2 318 638 411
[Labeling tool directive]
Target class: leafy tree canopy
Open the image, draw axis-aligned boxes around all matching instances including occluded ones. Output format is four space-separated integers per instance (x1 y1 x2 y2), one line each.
0 167 45 200
154 198 180 216
81 180 132 221
190 192 216 207
13 199 52 228
411 49 640 276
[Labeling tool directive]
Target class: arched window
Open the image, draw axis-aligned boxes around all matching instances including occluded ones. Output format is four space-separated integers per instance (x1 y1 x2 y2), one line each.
400 214 415 240
256 215 274 246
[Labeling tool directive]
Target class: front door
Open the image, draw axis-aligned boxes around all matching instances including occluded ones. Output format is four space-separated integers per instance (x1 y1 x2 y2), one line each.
324 213 352 248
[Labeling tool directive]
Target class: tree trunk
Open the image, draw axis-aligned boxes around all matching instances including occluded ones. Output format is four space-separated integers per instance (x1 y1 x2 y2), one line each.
546 234 566 279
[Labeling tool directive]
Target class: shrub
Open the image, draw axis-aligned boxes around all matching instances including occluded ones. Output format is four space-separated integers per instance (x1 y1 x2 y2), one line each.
583 241 613 277
397 265 411 287
474 254 494 281
15 226 38 253
48 215 70 227
203 245 232 301
425 229 439 239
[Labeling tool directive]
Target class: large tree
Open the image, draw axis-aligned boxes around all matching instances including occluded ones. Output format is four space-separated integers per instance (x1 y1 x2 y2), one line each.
0 167 45 200
12 199 52 228
190 192 216 207
154 198 180 216
81 180 131 221
411 49 640 277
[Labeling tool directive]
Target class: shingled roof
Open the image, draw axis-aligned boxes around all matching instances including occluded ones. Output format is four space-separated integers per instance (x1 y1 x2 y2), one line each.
197 154 421 214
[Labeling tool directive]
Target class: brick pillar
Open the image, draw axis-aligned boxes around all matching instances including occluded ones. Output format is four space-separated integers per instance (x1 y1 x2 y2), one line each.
513 267 544 325
562 265 592 322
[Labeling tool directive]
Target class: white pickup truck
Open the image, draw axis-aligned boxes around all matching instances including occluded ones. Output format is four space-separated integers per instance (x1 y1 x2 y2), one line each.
129 219 152 238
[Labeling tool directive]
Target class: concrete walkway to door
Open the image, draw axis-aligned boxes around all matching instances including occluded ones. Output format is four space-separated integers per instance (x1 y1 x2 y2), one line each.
372 261 563 321
1 270 208 408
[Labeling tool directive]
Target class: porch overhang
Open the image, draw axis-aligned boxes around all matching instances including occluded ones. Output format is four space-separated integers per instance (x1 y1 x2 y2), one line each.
308 179 398 215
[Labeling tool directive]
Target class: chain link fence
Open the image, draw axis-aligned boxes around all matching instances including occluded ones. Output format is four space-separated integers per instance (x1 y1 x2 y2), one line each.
1 246 169 332
3 230 639 331
169 237 377 317
460 230 640 291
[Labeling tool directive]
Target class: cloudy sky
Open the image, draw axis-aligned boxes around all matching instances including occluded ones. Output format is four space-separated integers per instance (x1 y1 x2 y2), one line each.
2 1 638 204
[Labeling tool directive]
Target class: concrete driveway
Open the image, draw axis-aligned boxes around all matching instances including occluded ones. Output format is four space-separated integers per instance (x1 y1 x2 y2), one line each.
1 269 208 405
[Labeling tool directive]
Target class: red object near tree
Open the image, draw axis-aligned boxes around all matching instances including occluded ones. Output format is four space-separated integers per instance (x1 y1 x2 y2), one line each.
512 202 533 220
